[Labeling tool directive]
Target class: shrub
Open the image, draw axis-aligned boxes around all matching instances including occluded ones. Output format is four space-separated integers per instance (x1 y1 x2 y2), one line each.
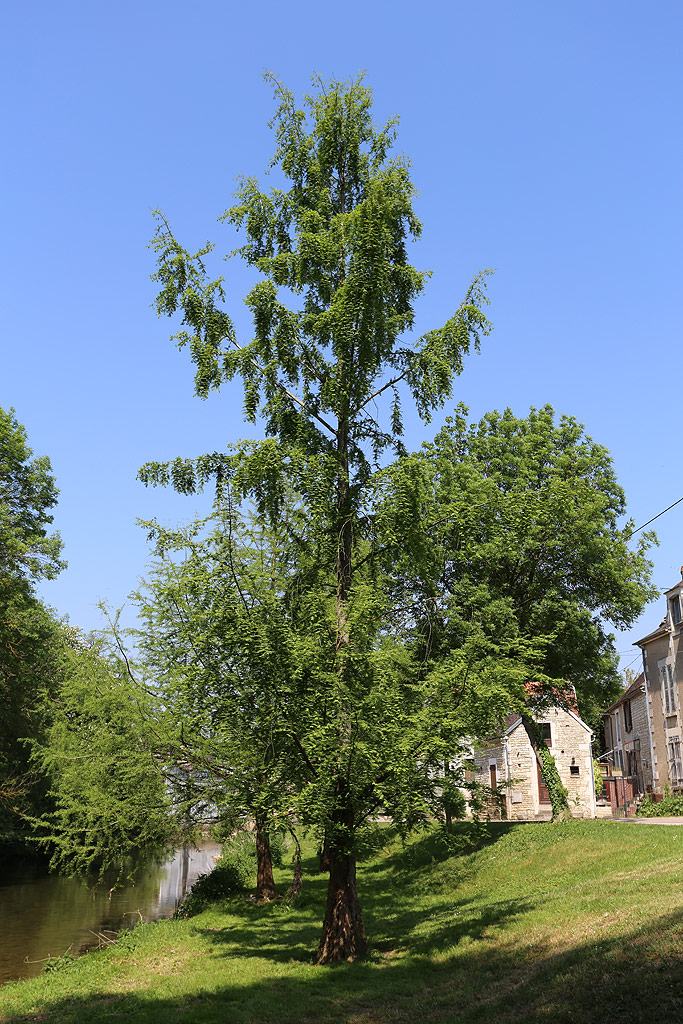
269 829 287 868
42 952 77 973
637 790 683 817
175 832 255 917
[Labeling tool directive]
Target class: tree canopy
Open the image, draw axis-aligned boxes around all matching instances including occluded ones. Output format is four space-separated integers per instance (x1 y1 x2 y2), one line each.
0 407 67 855
380 404 656 727
0 406 65 590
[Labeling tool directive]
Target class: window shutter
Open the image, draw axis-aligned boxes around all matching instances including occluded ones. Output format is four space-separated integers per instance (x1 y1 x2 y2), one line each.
666 664 676 714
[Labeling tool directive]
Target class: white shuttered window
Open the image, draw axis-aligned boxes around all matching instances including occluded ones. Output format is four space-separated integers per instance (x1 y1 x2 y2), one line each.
667 738 682 784
658 658 677 715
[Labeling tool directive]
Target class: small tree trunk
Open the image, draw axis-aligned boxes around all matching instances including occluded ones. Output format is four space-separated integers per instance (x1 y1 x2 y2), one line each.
315 850 367 964
254 814 279 901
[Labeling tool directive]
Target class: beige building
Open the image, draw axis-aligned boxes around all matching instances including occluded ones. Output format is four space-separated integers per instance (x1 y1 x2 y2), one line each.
634 571 683 793
603 673 653 795
464 704 597 820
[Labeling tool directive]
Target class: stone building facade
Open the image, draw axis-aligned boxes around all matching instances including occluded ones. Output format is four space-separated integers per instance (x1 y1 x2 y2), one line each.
634 571 683 792
603 673 653 795
463 705 597 820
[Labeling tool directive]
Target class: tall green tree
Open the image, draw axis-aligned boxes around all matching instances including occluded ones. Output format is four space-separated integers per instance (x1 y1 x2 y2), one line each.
0 406 66 853
140 74 501 962
375 402 655 812
406 405 656 720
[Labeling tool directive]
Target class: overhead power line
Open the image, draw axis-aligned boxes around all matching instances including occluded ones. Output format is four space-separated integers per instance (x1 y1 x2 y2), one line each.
632 495 683 534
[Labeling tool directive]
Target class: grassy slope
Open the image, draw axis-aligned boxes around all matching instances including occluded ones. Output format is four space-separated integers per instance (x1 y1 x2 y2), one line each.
1 821 682 1024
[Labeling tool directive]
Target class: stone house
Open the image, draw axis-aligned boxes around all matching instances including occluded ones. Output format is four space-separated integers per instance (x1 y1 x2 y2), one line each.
602 673 653 795
462 703 597 820
633 570 683 792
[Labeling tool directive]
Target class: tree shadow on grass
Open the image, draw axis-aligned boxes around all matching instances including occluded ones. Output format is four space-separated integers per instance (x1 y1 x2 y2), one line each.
375 821 518 873
191 886 533 965
2 906 683 1024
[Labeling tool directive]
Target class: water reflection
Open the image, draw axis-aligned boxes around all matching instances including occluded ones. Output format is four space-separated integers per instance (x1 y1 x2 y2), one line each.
0 842 221 984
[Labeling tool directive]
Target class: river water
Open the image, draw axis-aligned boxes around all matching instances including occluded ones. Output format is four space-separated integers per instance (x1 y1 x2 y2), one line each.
0 842 222 984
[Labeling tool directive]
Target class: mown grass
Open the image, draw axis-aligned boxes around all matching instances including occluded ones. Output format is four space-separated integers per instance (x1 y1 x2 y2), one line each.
1 820 682 1023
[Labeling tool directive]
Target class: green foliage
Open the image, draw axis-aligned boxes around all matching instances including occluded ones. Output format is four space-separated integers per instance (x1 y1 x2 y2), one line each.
637 791 683 817
138 77 503 896
175 833 256 917
537 743 569 820
133 75 654 961
0 406 65 587
0 408 69 855
380 404 655 724
0 597 65 851
29 633 173 879
594 759 606 801
41 953 77 974
269 829 287 868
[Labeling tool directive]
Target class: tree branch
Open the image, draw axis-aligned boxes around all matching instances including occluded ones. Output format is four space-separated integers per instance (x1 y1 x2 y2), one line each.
351 370 409 417
227 336 338 437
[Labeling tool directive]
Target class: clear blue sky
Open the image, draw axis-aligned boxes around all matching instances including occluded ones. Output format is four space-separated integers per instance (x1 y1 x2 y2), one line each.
2 0 681 672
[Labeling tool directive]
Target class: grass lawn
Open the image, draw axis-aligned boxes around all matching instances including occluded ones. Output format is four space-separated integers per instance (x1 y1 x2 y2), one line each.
1 820 682 1023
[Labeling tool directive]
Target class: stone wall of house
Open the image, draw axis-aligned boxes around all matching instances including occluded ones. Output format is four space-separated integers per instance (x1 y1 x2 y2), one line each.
629 690 653 792
467 742 506 820
505 721 542 819
642 632 679 793
464 708 595 820
543 708 595 818
604 688 652 796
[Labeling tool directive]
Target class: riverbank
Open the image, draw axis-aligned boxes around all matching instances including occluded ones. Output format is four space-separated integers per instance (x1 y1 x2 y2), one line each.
1 820 682 1023
0 843 222 983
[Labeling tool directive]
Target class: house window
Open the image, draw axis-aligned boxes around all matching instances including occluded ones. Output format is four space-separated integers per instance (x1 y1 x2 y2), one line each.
658 659 677 715
464 759 476 783
668 738 682 785
624 700 633 734
671 595 682 627
538 722 552 747
615 710 621 743
570 765 580 776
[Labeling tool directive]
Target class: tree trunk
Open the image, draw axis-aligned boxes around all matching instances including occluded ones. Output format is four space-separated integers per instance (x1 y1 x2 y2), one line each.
315 849 367 964
254 815 279 901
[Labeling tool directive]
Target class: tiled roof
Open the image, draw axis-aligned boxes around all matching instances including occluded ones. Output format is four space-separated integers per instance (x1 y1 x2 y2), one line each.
635 620 668 646
523 680 579 712
604 672 645 714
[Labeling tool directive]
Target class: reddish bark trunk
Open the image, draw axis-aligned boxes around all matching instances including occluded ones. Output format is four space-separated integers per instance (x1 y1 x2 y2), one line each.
315 850 367 964
255 815 279 901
